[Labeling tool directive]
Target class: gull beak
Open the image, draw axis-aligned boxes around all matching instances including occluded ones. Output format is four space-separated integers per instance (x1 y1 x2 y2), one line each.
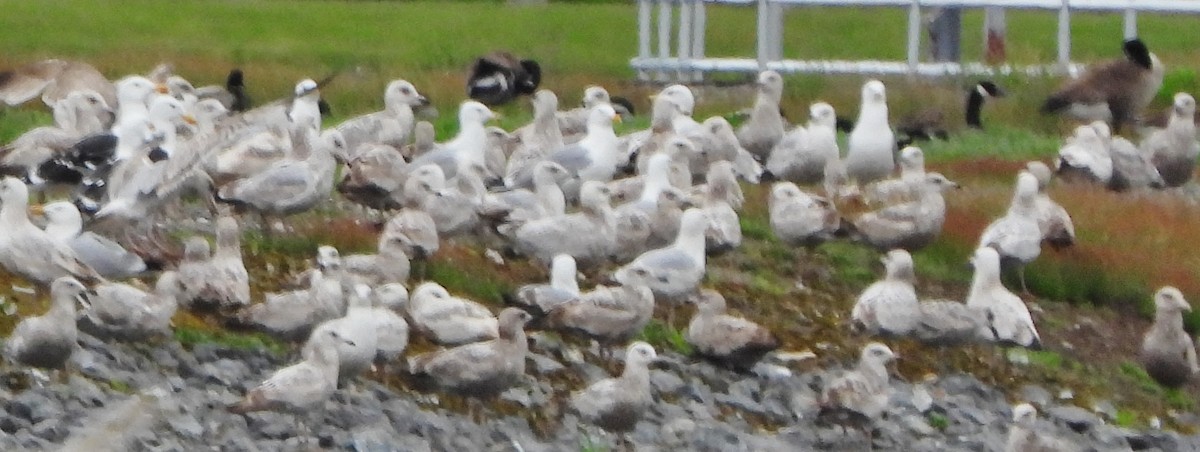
491 112 502 122
28 204 45 217
417 95 430 107
155 84 169 94
182 114 198 126
611 113 622 124
648 94 658 101
76 292 94 311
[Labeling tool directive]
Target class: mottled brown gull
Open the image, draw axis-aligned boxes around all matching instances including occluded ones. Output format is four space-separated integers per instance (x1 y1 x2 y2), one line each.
342 226 411 286
851 249 920 336
966 247 1041 348
685 289 780 371
334 79 428 159
4 277 88 370
241 246 346 341
817 342 896 441
1140 287 1198 388
693 160 742 254
849 172 958 251
864 146 926 205
736 70 786 159
570 341 658 443
512 180 617 268
765 101 840 184
80 271 181 340
545 283 654 359
336 143 409 211
407 308 532 421
769 181 840 248
0 59 116 107
506 90 566 188
407 282 498 346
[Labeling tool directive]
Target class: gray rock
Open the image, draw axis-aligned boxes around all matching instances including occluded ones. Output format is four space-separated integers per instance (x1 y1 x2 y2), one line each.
1047 405 1100 433
199 359 250 387
1019 384 1052 406
245 411 295 439
650 369 684 395
6 391 62 424
30 418 66 442
168 412 204 439
525 352 564 375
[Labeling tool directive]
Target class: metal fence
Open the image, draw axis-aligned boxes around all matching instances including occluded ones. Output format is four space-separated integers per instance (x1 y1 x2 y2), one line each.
631 0 1200 81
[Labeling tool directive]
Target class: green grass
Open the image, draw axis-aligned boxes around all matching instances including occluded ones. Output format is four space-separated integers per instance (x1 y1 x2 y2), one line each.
173 325 287 356
637 319 693 355
927 412 950 431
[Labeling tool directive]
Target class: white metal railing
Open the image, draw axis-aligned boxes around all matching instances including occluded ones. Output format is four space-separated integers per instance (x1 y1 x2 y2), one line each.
632 0 1200 81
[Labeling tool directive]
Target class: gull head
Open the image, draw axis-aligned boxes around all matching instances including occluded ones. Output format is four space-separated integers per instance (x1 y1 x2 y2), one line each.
1155 286 1191 314
882 249 915 282
458 101 496 126
625 341 659 367
1174 93 1196 117
809 102 836 126
862 80 887 104
1011 403 1038 425
583 86 610 108
294 79 319 97
861 342 897 365
657 84 695 116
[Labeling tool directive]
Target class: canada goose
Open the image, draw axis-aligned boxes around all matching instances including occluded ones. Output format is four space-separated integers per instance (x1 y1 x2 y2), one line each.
895 80 1005 146
1040 38 1164 133
466 50 541 106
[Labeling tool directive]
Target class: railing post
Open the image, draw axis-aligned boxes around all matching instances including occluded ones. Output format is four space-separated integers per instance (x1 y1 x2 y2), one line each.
1057 0 1071 72
637 0 652 81
772 2 785 61
678 0 694 82
1123 8 1138 39
692 0 707 82
984 7 1007 65
756 0 770 70
906 0 921 74
929 7 962 63
657 0 673 82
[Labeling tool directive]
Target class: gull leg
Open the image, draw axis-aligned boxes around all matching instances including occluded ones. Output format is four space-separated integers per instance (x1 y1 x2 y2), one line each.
1018 265 1030 296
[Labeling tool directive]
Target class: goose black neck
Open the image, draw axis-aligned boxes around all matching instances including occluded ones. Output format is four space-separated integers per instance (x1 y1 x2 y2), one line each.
965 90 985 129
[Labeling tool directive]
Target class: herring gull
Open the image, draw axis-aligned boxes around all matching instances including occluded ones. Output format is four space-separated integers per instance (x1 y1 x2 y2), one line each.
240 246 345 341
863 146 926 205
0 177 101 286
1055 121 1113 185
1139 286 1198 388
1108 135 1165 191
612 208 708 304
510 254 580 314
817 342 896 440
79 271 180 341
334 79 429 159
685 289 780 371
978 171 1043 292
409 101 495 181
544 283 655 358
303 284 380 383
216 128 343 221
0 90 114 180
336 143 409 210
407 282 498 345
38 201 147 279
692 161 742 254
1141 92 1199 187
965 247 1042 348
544 104 621 197
370 283 411 373
407 308 532 420
769 181 840 248
384 205 440 260
849 172 958 251
1023 161 1075 249
512 180 617 268
735 70 786 159
851 249 920 336
3 277 88 370
341 225 411 286
764 102 839 184
845 80 896 184
570 341 658 441
506 90 566 187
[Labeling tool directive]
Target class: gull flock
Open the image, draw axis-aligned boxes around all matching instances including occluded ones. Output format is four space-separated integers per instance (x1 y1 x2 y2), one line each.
0 35 1196 449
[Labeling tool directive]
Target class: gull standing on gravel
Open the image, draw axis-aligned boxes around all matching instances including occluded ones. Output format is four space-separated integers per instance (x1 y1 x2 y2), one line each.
407 282 498 345
735 70 786 159
769 182 840 248
80 271 181 340
37 201 146 279
1023 162 1075 249
1004 403 1080 452
978 171 1043 293
303 284 380 383
407 308 532 421
845 80 896 184
1139 287 1199 388
765 102 840 184
334 79 429 160
208 216 251 308
851 249 920 336
1142 92 1200 187
849 172 959 251
3 277 88 371
966 247 1042 348
685 289 780 371
510 254 580 314
0 177 101 287
511 181 617 268
613 208 709 303
570 341 658 444
817 342 897 441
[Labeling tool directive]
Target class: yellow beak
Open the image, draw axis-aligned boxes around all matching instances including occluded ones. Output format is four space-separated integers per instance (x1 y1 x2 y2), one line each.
182 114 198 125
28 204 44 216
611 114 622 124
155 84 169 94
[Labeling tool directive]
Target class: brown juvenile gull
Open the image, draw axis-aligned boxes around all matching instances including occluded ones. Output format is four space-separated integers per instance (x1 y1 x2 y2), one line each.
545 283 655 359
3 277 88 370
385 203 440 260
978 171 1043 293
0 177 102 287
228 329 352 442
685 289 780 371
1141 92 1200 187
764 101 840 184
336 143 409 211
303 284 379 383
769 181 840 248
851 249 920 336
1023 161 1076 249
570 341 658 445
38 201 147 279
241 246 346 341
341 226 411 286
817 342 897 443
510 253 580 314
407 282 498 346
79 270 181 341
966 247 1041 348
1140 286 1198 388
848 172 959 251
512 180 617 269
863 146 926 205
1004 403 1081 452
334 79 429 160
407 308 532 421
0 59 116 107
845 80 896 184
736 70 786 159
693 160 742 254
